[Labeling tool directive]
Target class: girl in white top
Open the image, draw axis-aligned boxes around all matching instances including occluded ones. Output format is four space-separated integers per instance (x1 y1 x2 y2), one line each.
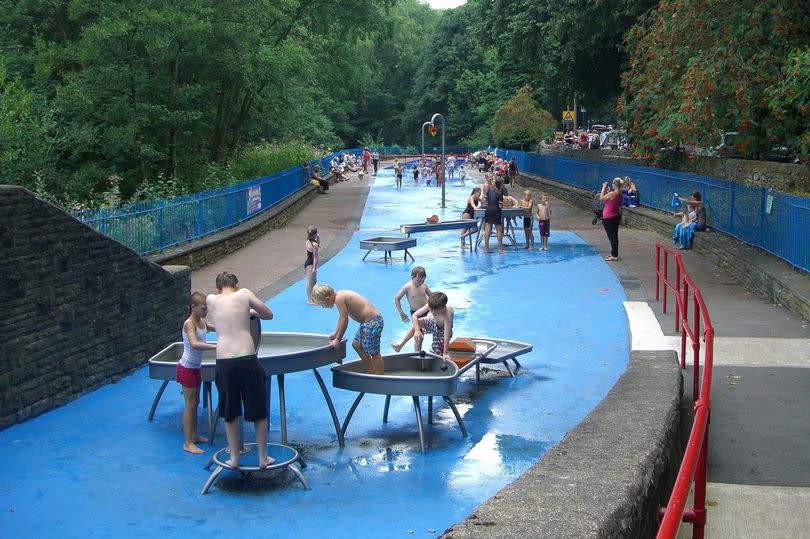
177 291 216 454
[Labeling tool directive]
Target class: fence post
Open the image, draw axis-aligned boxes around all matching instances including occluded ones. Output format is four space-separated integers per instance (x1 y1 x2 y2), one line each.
158 199 165 250
196 192 204 239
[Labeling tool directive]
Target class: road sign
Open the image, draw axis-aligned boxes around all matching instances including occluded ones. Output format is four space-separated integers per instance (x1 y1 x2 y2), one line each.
562 110 574 122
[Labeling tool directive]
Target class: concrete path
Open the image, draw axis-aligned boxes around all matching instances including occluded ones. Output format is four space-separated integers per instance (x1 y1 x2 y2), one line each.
189 160 810 538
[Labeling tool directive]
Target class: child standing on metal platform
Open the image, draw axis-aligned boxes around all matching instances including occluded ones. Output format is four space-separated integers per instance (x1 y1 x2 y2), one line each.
393 266 433 323
206 272 275 468
178 292 217 454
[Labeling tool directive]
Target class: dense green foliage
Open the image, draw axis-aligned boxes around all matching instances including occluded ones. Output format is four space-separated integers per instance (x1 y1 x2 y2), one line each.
621 0 810 161
493 85 556 149
2 0 807 208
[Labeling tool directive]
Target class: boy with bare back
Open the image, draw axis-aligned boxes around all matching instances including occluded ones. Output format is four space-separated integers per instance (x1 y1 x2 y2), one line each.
391 292 454 360
310 285 385 375
393 266 432 323
206 272 274 468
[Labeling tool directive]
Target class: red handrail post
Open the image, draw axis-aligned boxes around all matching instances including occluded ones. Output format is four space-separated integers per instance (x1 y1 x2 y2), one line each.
674 261 681 333
663 254 669 314
681 280 690 368
655 243 661 301
693 296 702 400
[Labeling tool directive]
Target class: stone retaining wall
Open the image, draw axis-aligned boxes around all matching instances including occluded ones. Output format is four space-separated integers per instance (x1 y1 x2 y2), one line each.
444 350 682 538
0 186 190 429
522 173 810 321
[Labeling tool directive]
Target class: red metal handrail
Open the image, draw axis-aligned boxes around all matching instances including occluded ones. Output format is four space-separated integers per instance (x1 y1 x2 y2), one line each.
654 242 715 539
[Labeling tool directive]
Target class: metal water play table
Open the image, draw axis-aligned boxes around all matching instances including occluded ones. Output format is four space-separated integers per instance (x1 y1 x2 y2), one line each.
360 236 416 263
331 340 496 453
147 328 347 446
473 207 524 249
399 219 479 248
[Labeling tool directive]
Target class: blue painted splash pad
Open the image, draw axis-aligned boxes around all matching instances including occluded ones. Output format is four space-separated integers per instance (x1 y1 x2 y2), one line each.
0 169 628 538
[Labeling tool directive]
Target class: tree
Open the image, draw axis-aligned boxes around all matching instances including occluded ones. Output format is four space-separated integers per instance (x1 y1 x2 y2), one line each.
621 0 810 161
492 85 556 149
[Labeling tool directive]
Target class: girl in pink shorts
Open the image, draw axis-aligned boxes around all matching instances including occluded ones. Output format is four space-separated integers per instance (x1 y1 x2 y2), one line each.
177 292 216 454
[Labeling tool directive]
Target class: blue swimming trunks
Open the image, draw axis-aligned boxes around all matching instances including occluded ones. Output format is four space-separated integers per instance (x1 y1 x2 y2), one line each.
353 314 384 356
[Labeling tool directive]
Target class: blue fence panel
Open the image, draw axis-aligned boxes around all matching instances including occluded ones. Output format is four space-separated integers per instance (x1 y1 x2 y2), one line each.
74 148 364 255
495 149 809 272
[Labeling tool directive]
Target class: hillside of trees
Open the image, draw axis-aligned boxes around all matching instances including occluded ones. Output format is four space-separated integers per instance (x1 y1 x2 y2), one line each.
1 0 807 207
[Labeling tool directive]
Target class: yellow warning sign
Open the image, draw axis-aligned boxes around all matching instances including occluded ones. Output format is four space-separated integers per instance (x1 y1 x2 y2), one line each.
562 110 575 122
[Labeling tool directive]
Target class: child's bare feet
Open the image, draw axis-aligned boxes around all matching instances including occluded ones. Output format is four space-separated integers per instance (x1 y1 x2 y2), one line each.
498 250 508 254
259 456 276 469
224 457 239 468
391 342 403 353
194 435 209 444
183 442 205 454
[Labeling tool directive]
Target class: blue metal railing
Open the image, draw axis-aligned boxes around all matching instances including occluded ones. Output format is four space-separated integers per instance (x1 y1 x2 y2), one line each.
498 149 810 272
74 149 361 255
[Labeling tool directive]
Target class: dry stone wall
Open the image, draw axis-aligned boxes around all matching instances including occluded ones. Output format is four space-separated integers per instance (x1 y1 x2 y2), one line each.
0 186 190 429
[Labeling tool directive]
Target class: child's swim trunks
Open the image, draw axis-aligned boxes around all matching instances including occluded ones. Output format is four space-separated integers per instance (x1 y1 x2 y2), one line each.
215 354 268 422
421 314 447 355
538 219 550 237
353 314 384 356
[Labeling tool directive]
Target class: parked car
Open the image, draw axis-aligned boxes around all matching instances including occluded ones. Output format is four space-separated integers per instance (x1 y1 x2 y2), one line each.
601 129 627 150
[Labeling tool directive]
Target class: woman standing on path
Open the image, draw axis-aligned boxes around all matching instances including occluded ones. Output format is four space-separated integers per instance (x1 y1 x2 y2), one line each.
305 226 320 303
600 178 623 261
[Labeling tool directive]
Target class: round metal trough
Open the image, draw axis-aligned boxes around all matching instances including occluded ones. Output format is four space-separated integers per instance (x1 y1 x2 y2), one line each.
147 329 347 447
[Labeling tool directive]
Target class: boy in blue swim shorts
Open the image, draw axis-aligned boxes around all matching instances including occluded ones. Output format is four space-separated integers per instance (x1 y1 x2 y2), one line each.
310 284 385 375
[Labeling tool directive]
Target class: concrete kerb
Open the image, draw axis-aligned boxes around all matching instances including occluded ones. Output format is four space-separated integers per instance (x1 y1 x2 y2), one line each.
520 172 810 322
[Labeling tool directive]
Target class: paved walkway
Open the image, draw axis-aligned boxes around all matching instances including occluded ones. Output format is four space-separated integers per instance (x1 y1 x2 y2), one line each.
190 161 810 538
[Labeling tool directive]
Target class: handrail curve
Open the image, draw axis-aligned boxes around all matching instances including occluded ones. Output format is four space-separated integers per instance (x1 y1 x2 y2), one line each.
654 242 715 539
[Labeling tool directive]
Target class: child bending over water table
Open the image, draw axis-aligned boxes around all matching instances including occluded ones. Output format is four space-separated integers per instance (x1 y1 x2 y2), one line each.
391 292 454 360
178 291 217 454
311 285 385 375
394 266 433 323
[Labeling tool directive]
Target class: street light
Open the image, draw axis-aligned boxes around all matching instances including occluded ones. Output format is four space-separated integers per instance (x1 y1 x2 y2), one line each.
421 121 432 162
430 113 446 208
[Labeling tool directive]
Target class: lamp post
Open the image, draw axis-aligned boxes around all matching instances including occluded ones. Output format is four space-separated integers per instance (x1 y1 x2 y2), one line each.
421 121 432 163
430 113 446 208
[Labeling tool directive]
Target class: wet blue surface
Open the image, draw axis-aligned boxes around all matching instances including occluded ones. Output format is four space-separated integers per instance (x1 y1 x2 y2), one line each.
0 169 628 538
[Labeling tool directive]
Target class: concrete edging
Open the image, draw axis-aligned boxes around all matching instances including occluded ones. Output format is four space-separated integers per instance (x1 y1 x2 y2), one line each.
443 350 682 538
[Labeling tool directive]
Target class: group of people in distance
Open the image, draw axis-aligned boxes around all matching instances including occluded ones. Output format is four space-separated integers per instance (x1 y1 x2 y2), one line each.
461 171 552 253
391 155 467 189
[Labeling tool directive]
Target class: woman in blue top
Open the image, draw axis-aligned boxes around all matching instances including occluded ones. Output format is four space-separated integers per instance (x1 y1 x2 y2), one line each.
483 178 506 254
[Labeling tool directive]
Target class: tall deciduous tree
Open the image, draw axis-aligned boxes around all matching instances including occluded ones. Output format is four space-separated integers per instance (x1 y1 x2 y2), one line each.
492 85 556 149
621 0 810 161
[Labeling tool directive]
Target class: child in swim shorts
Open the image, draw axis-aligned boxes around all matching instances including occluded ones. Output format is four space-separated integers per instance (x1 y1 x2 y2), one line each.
310 284 386 375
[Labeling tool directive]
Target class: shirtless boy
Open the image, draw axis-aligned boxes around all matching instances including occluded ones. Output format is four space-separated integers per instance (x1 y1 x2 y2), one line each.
393 266 432 323
391 292 454 360
206 272 274 468
310 285 385 375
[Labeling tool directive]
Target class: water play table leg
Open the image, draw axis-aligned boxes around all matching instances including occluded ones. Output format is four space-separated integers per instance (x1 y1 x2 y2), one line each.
412 396 426 454
312 368 345 447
